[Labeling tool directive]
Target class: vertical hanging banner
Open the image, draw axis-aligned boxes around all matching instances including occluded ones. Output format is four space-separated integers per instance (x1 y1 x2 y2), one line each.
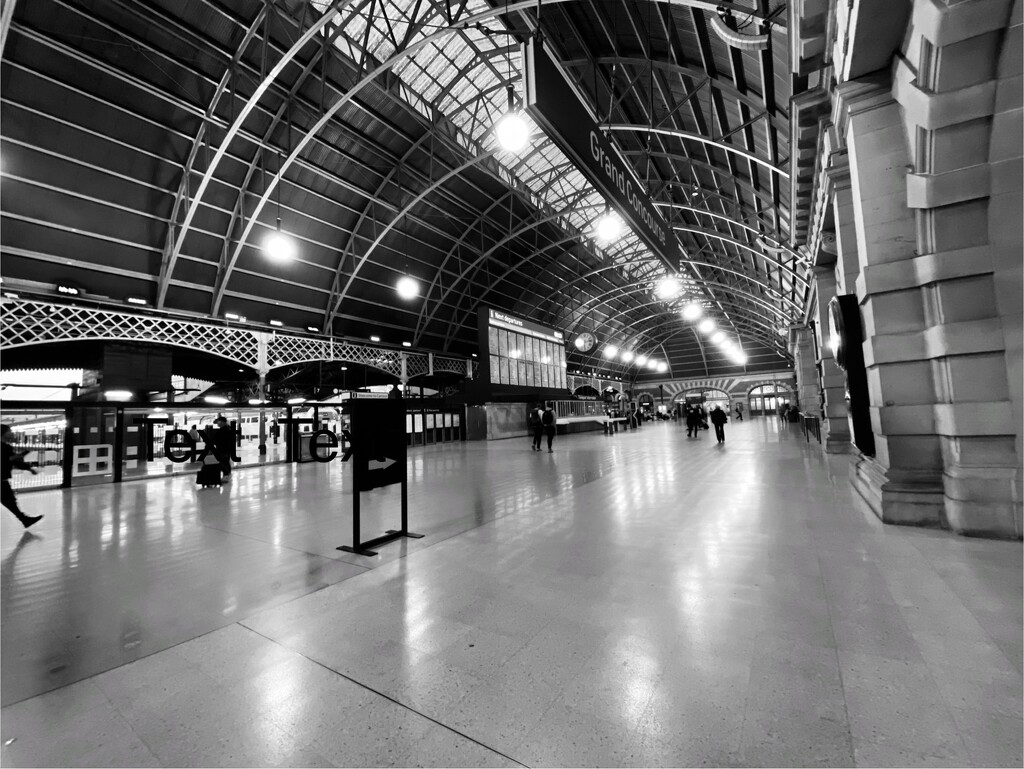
523 38 680 270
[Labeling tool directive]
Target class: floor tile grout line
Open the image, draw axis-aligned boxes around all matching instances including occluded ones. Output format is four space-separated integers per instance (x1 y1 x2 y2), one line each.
237 622 532 769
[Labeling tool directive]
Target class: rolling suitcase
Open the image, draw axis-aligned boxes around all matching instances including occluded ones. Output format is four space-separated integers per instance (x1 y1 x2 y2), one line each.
197 455 222 487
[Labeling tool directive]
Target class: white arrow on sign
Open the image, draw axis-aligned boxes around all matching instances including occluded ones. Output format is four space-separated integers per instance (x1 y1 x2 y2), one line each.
368 457 396 471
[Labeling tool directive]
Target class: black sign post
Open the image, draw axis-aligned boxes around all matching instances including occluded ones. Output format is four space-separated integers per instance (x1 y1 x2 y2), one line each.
337 400 423 557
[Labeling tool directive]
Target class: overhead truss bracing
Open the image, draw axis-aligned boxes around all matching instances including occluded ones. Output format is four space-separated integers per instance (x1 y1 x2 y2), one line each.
1 0 805 381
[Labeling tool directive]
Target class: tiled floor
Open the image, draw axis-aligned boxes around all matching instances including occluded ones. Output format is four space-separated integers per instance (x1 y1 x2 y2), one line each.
1 419 1021 767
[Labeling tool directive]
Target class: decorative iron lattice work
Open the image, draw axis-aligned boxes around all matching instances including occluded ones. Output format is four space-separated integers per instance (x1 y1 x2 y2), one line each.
1 298 262 366
0 299 469 380
405 354 429 379
431 355 470 377
266 334 337 369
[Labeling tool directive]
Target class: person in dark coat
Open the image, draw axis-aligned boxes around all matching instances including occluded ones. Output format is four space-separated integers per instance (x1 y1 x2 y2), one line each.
735 402 743 421
529 403 544 451
1 424 42 528
710 405 728 444
213 416 234 477
685 405 699 437
542 403 557 452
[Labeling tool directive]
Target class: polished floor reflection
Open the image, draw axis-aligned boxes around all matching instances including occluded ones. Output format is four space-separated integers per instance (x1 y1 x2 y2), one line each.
1 420 1021 767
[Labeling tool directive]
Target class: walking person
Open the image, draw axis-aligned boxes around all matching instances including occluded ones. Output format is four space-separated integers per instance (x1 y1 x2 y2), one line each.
710 405 728 444
735 402 743 421
1 425 42 528
685 405 699 437
529 403 544 451
213 416 234 479
542 402 556 452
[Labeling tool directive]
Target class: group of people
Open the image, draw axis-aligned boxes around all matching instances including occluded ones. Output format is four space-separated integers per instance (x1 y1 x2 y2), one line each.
528 403 557 452
684 403 731 444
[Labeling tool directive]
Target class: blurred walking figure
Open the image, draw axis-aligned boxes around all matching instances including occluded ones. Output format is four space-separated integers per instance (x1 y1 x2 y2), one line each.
710 405 728 444
685 404 700 437
529 403 544 451
1 425 42 528
735 402 743 421
542 403 557 452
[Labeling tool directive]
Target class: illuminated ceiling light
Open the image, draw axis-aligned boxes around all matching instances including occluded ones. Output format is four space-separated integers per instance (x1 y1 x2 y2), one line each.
602 345 619 359
204 395 228 405
370 335 381 342
495 86 530 152
263 226 296 262
105 389 133 401
225 312 240 320
307 326 319 332
269 319 283 327
541 355 551 363
594 208 623 243
711 331 725 344
126 297 147 306
698 318 716 334
635 354 648 366
646 359 659 371
730 351 748 365
287 397 305 404
396 275 420 300
620 350 634 363
655 276 682 300
656 361 668 373
681 303 702 321
402 341 412 348
248 398 264 405
57 284 81 296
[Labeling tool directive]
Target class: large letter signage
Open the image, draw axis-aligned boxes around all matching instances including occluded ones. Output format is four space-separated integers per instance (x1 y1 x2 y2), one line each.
523 39 680 269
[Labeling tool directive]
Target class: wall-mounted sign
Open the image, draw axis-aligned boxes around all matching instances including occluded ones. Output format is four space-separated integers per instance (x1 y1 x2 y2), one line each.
524 39 680 270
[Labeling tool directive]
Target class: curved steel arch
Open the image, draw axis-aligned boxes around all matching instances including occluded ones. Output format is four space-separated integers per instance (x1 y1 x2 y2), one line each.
561 56 783 123
160 0 782 312
656 203 803 260
579 312 787 371
438 227 804 346
413 187 595 343
604 125 788 178
419 200 605 345
327 149 501 323
324 130 437 326
156 6 267 308
558 283 792 335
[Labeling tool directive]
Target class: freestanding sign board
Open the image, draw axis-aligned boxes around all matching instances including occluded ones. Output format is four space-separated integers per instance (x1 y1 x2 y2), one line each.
337 400 422 556
523 38 680 271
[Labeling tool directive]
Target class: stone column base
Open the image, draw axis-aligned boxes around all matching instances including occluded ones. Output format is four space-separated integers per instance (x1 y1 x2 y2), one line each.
825 433 855 454
851 455 946 527
944 465 1023 539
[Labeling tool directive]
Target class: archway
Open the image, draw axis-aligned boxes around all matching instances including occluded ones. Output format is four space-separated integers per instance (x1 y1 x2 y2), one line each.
748 383 792 416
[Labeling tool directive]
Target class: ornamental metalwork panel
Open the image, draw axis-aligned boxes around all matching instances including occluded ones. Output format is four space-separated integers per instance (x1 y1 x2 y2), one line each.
432 355 469 377
266 333 338 369
1 298 261 366
405 353 429 379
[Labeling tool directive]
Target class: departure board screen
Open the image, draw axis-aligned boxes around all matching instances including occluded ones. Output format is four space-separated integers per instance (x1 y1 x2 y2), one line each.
481 308 567 391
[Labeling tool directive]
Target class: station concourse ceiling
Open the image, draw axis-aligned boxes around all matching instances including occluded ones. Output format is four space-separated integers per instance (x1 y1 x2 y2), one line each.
0 0 807 382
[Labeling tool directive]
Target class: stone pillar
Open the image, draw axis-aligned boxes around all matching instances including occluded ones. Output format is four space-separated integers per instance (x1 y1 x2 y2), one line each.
841 80 947 526
788 325 819 415
812 265 853 452
888 0 1021 537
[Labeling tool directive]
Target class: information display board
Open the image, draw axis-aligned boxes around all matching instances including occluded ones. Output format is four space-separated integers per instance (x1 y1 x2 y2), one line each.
482 308 567 391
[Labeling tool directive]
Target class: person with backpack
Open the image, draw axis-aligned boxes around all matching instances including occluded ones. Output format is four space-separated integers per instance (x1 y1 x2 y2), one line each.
542 403 557 452
528 403 544 451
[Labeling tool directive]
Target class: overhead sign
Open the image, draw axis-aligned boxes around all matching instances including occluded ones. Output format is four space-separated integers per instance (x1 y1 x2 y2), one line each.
524 39 680 270
487 308 564 344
